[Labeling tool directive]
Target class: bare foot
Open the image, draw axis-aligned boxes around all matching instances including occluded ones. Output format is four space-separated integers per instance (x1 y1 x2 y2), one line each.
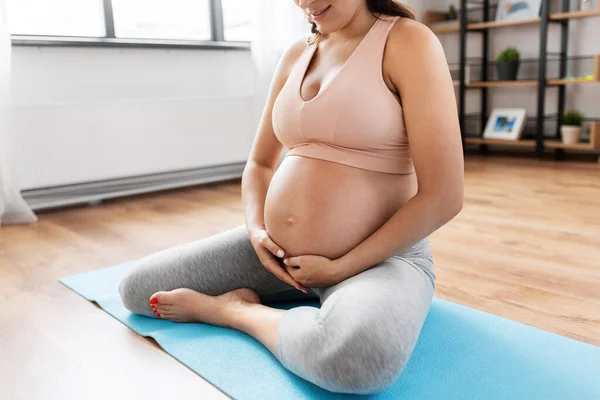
149 288 260 327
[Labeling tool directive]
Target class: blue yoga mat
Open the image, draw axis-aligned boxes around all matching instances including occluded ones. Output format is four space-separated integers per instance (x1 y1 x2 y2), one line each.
60 262 600 400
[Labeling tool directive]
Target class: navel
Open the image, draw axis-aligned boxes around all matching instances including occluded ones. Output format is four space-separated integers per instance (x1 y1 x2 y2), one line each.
285 215 296 226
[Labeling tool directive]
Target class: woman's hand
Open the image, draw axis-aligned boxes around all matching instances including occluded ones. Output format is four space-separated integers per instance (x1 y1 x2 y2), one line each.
283 255 344 288
247 227 309 293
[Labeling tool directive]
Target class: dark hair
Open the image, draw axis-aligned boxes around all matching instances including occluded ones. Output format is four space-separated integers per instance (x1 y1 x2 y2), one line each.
308 1 416 44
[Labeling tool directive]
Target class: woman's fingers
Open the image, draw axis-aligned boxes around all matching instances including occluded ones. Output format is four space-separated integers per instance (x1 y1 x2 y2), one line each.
249 229 308 293
260 233 285 258
259 249 308 293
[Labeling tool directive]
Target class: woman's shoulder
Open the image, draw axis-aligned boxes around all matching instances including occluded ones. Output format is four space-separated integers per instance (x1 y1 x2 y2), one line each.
280 37 311 71
383 16 451 86
387 17 441 54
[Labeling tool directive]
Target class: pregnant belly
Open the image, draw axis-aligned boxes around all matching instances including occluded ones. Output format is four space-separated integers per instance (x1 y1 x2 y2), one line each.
264 155 417 260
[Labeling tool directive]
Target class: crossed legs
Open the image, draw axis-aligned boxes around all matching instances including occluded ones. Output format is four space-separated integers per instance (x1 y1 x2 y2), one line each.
119 224 434 394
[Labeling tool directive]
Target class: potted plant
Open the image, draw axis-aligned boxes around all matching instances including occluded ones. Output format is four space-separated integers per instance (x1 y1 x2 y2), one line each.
447 4 458 20
496 47 520 81
561 110 584 144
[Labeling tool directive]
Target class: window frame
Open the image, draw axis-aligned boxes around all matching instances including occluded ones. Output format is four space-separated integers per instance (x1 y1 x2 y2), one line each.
10 0 251 50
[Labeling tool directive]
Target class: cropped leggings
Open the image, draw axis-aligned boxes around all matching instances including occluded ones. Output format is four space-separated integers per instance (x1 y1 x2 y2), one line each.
118 224 436 395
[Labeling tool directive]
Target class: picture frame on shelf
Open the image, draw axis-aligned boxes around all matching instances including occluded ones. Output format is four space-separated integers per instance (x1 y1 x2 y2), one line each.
483 108 527 140
495 0 542 22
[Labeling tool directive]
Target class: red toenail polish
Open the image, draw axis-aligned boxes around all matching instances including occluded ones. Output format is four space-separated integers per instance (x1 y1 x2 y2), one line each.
151 304 155 309
150 298 158 304
156 313 161 318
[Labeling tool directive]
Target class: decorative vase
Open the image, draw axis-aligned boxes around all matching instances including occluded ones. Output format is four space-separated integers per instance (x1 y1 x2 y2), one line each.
496 60 520 81
561 126 582 144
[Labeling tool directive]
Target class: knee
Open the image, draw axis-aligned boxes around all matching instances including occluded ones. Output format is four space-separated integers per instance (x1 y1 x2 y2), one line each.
118 263 152 315
299 325 412 395
322 339 409 394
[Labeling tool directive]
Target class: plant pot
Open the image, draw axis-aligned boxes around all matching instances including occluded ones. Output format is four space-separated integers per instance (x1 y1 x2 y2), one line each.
560 125 582 144
496 60 520 81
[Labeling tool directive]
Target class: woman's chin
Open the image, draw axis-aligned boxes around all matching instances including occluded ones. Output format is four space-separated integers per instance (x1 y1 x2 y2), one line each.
314 24 333 35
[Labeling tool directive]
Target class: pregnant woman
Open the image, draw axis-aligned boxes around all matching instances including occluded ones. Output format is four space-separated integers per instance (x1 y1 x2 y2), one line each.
119 0 463 394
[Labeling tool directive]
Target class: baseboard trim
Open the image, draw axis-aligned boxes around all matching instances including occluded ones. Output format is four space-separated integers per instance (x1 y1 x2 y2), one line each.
23 162 246 211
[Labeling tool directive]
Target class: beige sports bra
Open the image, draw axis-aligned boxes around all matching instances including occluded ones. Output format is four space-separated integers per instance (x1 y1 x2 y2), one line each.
272 14 414 175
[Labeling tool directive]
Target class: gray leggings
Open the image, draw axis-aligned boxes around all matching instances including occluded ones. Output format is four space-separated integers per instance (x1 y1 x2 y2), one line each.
118 224 435 395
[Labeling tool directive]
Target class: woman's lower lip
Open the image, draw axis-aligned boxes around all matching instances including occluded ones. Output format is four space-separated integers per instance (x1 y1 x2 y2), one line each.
312 6 330 22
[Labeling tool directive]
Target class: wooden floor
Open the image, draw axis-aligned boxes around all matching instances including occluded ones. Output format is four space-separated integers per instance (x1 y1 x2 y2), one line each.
1 156 599 399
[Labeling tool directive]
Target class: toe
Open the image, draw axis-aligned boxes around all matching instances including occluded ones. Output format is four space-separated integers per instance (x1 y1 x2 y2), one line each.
160 312 180 322
149 291 170 306
153 305 171 315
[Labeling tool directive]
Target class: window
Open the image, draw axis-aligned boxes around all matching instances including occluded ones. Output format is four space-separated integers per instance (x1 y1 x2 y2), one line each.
7 0 254 46
7 0 106 37
222 0 254 42
111 0 211 40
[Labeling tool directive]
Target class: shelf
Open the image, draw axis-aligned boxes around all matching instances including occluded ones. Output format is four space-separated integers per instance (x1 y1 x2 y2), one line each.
547 77 599 85
424 11 460 34
550 8 600 21
463 78 599 87
464 138 536 147
435 3 600 158
432 25 460 34
544 141 597 150
467 18 540 31
548 54 600 84
464 122 600 150
464 138 596 150
466 80 538 88
431 8 599 33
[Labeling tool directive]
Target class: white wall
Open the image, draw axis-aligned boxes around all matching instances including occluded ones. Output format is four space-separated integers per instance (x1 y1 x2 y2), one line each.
11 2 433 192
12 46 256 190
429 0 600 131
14 2 598 191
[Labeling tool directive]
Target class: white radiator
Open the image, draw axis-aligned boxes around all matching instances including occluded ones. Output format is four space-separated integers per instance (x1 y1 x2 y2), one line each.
15 95 254 210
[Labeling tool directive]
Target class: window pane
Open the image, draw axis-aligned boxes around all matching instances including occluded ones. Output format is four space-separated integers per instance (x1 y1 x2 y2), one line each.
112 0 211 40
6 0 105 37
222 0 254 42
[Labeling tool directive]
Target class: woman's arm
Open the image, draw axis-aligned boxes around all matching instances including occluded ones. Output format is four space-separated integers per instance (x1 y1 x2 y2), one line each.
242 39 313 292
333 20 464 278
242 40 306 232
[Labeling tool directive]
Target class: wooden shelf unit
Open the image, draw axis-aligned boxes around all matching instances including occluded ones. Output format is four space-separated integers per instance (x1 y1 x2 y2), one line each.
467 17 541 30
428 5 600 33
439 0 600 158
464 122 600 150
432 25 460 34
466 80 539 88
464 78 600 87
550 7 600 21
548 54 600 85
464 138 536 147
465 55 599 88
424 11 460 34
547 77 598 85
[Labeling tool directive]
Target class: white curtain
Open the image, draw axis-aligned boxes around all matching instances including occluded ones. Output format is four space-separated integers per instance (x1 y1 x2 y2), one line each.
250 1 307 162
250 1 307 82
0 0 37 226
